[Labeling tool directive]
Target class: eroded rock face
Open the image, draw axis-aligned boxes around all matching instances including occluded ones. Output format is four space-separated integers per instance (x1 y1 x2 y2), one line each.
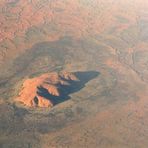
15 71 79 108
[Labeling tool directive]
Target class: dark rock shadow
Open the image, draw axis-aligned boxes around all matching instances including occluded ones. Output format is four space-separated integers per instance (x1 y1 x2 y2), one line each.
37 71 99 106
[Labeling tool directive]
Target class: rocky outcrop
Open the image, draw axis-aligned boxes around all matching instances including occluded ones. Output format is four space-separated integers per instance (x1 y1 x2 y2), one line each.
16 71 79 108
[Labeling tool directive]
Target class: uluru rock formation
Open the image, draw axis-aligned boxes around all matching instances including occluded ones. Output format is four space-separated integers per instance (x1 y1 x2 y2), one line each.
16 71 79 108
1 0 148 147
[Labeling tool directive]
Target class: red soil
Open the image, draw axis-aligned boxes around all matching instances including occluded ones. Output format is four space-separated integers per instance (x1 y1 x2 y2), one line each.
0 0 146 67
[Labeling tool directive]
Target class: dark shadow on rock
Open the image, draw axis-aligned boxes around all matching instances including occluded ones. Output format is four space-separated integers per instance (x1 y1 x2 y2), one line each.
37 71 100 105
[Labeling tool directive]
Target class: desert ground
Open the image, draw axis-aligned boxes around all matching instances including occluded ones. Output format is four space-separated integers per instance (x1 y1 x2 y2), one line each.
0 0 148 148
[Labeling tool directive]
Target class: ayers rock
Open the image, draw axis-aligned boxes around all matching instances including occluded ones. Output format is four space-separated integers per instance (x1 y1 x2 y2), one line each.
15 71 79 108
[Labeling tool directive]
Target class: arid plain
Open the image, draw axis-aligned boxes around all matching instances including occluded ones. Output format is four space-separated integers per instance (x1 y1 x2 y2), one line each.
0 0 148 148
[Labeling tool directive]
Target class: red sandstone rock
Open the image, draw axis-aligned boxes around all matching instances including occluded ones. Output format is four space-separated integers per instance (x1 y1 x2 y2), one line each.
16 71 79 108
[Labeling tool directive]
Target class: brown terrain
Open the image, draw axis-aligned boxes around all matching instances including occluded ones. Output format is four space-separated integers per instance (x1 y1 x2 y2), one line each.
0 0 148 148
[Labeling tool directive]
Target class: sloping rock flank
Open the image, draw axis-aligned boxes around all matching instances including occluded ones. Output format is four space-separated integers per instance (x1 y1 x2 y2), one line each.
16 71 79 108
